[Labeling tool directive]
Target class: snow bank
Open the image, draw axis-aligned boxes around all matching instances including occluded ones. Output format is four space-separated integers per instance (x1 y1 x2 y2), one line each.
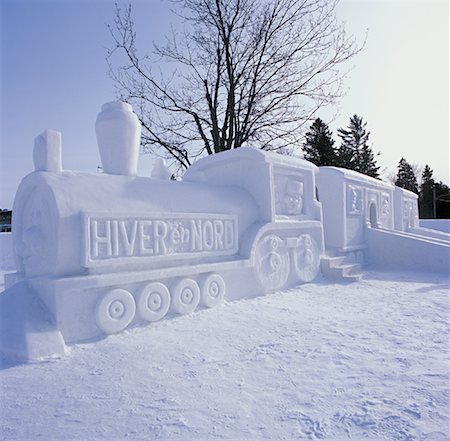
366 227 450 273
420 219 450 233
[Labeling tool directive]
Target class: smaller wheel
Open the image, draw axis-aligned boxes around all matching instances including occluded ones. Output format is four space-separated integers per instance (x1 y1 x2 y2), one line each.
96 288 136 335
200 273 226 308
137 282 171 322
171 278 200 314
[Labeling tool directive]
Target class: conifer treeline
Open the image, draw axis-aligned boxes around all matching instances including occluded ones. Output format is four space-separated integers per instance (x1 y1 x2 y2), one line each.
390 158 449 218
302 116 380 178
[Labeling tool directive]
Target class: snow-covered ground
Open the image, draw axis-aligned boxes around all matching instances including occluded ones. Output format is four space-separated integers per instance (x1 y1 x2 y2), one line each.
1 269 448 440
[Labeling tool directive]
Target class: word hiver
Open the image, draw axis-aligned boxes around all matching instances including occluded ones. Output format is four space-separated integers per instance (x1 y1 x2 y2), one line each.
85 214 238 264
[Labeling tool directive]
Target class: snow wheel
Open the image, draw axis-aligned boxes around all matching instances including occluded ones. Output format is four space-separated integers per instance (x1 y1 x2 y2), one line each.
293 234 320 282
137 282 170 322
96 288 136 334
255 234 290 291
171 278 200 314
200 273 226 308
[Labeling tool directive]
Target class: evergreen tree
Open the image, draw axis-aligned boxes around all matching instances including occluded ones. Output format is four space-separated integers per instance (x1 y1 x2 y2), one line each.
358 144 380 178
435 181 450 219
395 158 419 194
302 118 336 166
419 165 434 218
336 115 380 178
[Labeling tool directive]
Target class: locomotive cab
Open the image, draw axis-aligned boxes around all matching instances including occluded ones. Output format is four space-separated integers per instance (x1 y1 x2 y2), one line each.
184 148 325 291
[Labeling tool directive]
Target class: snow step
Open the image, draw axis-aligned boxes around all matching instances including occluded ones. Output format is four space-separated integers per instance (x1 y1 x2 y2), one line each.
320 255 347 271
323 263 362 278
320 257 363 282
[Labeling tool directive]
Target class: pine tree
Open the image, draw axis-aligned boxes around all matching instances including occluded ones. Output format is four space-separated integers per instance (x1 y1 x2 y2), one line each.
435 181 450 219
395 158 419 194
419 165 434 218
302 118 336 166
358 144 380 178
336 115 380 178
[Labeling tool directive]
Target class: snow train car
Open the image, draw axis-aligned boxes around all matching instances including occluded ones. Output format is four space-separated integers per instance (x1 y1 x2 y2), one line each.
11 126 324 343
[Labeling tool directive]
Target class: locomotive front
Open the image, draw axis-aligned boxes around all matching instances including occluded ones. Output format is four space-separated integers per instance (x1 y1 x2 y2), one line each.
10 102 324 345
13 170 259 280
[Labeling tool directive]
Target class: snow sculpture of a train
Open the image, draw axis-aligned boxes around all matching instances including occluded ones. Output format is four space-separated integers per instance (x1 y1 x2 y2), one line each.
9 102 324 344
5 102 448 358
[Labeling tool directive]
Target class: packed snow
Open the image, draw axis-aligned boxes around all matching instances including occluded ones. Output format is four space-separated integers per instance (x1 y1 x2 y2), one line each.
1 267 449 440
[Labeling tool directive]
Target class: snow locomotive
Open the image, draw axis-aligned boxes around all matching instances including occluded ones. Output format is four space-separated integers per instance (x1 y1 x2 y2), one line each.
11 111 324 343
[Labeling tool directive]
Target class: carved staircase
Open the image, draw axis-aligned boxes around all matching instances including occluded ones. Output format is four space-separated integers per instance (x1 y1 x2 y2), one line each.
320 249 364 282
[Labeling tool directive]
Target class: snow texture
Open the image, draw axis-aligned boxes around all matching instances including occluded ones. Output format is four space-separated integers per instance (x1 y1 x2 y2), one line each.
420 219 450 234
1 269 448 441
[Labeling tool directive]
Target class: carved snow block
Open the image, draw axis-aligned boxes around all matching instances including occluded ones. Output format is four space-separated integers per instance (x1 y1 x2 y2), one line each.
95 101 141 176
33 129 62 172
394 187 419 231
7 106 328 348
318 167 395 252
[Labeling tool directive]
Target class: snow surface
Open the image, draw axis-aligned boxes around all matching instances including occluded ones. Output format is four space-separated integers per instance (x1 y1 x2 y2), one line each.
420 220 450 234
1 269 448 440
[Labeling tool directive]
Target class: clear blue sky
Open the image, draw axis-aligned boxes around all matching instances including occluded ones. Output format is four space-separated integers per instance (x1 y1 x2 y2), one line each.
1 0 448 209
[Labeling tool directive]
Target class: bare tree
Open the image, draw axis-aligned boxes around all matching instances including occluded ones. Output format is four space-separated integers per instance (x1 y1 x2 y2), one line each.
107 0 363 173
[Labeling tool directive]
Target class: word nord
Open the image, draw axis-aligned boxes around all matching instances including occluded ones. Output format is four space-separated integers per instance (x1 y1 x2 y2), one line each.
84 213 238 266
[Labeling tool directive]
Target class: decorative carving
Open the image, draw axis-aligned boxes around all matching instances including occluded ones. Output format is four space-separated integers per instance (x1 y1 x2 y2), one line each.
200 273 226 308
381 194 390 216
255 234 290 291
95 288 136 334
347 185 363 215
402 199 418 229
274 173 304 216
283 179 304 215
136 282 171 322
403 200 410 217
292 234 320 282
